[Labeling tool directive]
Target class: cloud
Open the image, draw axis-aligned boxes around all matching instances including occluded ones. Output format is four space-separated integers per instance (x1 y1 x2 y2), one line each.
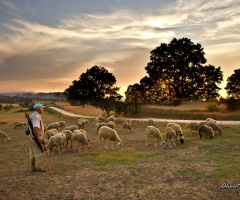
0 0 239 96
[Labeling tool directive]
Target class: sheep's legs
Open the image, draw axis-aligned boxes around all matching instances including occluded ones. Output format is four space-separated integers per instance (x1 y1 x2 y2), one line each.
146 136 149 146
154 138 157 147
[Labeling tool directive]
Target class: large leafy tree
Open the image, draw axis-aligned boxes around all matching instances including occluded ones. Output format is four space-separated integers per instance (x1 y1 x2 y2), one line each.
145 38 223 101
225 68 240 98
65 65 122 115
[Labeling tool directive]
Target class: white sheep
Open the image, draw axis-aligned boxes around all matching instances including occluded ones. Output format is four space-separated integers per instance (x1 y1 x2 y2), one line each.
95 122 106 134
165 127 177 148
98 126 122 149
0 131 11 142
44 128 58 143
205 122 222 135
108 115 115 122
65 125 79 132
123 122 132 133
167 123 184 144
58 121 66 130
145 126 166 148
47 122 60 132
14 122 27 129
149 118 154 126
77 119 86 129
46 133 66 156
98 115 105 122
188 122 200 135
60 130 73 149
72 130 91 151
206 118 217 124
198 125 214 139
0 121 7 126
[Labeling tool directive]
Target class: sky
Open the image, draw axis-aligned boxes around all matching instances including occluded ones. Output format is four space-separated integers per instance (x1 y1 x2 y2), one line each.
0 0 240 98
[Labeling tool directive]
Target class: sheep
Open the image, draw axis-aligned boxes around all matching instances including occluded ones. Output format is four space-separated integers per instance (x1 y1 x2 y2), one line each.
167 123 184 144
206 118 217 124
77 119 86 129
95 122 106 134
60 130 73 149
47 122 60 132
72 130 92 151
123 122 132 133
65 125 79 133
188 122 200 135
0 131 11 141
0 121 7 126
14 122 27 129
46 133 66 156
205 122 222 135
98 115 105 122
149 118 154 126
44 129 58 143
108 115 115 122
145 126 166 148
98 126 122 149
105 121 115 129
165 127 177 148
58 121 66 130
198 125 214 139
94 118 99 125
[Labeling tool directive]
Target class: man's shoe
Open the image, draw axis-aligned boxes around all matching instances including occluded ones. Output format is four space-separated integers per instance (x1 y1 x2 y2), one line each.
37 169 46 172
31 168 38 172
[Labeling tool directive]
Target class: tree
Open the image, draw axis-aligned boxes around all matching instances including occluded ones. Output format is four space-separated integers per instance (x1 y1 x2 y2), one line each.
145 38 223 101
225 68 240 98
65 65 122 115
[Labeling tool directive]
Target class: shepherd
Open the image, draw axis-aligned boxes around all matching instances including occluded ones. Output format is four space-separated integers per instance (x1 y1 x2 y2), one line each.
27 103 46 172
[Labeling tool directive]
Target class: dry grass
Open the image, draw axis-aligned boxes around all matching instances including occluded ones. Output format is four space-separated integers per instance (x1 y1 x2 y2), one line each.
0 108 240 199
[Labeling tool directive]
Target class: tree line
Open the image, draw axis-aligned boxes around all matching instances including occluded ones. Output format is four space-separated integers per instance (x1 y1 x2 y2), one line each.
64 38 240 115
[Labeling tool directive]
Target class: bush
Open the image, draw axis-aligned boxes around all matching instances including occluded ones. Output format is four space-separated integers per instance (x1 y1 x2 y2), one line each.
0 104 2 111
205 103 220 112
3 104 13 111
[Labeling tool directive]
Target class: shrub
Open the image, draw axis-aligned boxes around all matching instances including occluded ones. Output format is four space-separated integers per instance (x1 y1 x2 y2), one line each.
3 104 13 111
0 104 2 111
205 103 220 112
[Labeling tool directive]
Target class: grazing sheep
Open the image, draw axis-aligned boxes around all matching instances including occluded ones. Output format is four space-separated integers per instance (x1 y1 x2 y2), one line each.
98 115 105 122
206 118 217 124
77 119 87 129
145 126 166 148
59 121 66 130
94 118 99 125
13 121 19 125
47 133 66 156
95 122 106 134
65 125 79 132
165 127 177 148
149 118 154 126
205 122 222 135
108 115 115 122
188 122 200 135
47 122 60 132
61 130 73 149
105 121 115 129
198 125 214 139
14 122 27 129
44 129 58 143
0 131 11 141
167 123 184 144
0 121 7 126
73 130 92 151
123 122 132 133
98 126 122 149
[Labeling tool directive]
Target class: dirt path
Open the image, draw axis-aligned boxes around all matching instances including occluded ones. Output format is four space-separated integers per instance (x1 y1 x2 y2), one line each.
50 107 240 125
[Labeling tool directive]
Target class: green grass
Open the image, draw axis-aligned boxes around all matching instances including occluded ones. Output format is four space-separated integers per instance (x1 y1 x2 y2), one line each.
174 167 204 180
78 147 158 166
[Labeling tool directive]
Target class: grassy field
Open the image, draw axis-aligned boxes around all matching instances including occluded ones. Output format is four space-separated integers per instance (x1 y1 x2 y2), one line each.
0 107 240 199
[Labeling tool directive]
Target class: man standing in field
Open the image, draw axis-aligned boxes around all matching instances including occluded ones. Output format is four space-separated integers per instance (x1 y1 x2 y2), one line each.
29 103 46 172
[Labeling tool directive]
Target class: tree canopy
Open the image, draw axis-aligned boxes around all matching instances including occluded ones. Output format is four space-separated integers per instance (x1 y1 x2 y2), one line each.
126 38 223 103
225 68 240 99
64 65 122 115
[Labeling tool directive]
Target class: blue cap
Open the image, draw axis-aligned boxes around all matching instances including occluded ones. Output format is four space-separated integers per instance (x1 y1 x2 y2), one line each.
33 103 45 110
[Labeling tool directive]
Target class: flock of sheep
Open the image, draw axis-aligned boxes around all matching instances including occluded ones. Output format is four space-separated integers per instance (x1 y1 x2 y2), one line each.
0 116 223 155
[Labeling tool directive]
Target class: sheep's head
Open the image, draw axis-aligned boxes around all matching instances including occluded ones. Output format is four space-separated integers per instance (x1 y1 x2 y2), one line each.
180 135 184 144
86 144 92 151
117 142 122 149
161 141 166 149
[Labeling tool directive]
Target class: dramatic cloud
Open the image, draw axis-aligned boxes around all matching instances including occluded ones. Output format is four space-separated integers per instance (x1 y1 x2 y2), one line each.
0 0 239 97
